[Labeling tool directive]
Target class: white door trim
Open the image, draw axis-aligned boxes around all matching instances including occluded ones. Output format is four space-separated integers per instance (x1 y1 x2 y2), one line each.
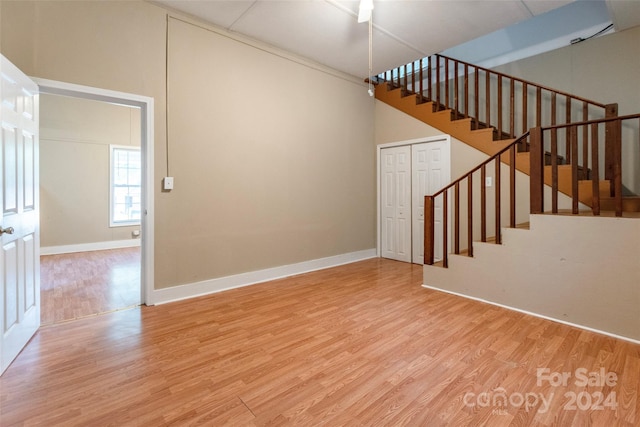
376 135 451 260
32 78 154 306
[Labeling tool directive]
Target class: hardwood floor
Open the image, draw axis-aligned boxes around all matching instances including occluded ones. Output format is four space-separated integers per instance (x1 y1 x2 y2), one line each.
40 247 141 325
2 258 638 426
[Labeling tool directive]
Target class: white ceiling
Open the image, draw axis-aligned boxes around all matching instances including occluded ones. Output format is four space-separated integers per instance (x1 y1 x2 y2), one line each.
154 0 640 79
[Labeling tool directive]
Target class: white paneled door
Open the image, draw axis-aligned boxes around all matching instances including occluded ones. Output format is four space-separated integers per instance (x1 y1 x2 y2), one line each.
381 145 412 262
411 142 446 264
381 139 449 265
0 55 40 375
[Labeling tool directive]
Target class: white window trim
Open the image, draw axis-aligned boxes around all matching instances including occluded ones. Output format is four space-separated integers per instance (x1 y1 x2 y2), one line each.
110 144 141 227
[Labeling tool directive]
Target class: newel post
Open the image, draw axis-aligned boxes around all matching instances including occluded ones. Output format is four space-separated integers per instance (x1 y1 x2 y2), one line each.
604 103 619 192
604 104 623 216
424 195 435 265
529 127 544 214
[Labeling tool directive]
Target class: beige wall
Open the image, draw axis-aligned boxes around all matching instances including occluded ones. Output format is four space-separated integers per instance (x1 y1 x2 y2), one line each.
1 1 375 289
161 18 375 285
424 214 640 341
494 25 640 193
40 94 141 248
494 26 640 116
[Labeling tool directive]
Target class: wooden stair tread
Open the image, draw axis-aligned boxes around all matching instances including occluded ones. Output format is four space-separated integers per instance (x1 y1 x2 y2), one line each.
599 196 640 212
542 209 640 218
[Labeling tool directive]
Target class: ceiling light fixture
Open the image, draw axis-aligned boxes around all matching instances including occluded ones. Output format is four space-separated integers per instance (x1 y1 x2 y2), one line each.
358 0 374 23
358 0 374 96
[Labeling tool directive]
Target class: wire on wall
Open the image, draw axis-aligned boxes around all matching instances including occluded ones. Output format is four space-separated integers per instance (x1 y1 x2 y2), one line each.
165 13 171 177
368 11 373 97
570 23 614 45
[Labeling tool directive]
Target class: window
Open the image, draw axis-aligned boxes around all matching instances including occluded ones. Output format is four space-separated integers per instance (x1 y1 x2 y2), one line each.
110 145 141 227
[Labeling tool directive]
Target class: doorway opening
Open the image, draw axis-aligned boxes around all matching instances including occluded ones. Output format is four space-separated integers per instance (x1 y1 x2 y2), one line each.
35 78 155 315
39 94 142 324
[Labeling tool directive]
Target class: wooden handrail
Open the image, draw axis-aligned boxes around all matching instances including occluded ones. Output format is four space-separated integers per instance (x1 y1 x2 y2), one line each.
425 113 640 266
435 54 608 109
424 133 529 265
377 54 613 144
432 133 530 199
529 112 640 218
535 112 640 130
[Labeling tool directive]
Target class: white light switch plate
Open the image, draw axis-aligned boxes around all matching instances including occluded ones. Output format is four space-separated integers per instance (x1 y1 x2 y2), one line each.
163 177 174 190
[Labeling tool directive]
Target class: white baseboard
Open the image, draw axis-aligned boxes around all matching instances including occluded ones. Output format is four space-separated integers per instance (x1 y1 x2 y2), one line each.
150 248 377 305
41 239 141 255
421 284 640 345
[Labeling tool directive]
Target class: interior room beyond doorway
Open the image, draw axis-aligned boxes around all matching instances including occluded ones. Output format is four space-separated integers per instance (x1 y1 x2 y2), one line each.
39 94 142 324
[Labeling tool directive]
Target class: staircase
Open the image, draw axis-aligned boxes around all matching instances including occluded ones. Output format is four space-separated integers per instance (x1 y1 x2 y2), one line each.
376 81 606 207
373 55 640 342
373 54 640 266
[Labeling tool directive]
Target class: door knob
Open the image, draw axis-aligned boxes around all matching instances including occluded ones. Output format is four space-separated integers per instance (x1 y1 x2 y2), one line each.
0 226 14 235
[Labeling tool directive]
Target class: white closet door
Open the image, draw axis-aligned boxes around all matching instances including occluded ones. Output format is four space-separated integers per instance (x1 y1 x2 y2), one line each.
412 142 445 264
380 146 411 262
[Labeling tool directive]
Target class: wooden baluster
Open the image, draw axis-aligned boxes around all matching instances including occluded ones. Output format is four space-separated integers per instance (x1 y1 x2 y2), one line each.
590 123 600 216
481 164 487 242
510 144 516 228
536 87 542 127
510 79 515 138
530 127 544 214
551 92 557 136
443 190 448 268
436 56 441 109
411 62 415 94
582 102 588 179
604 103 618 194
551 127 558 214
444 59 449 109
522 82 527 138
473 66 479 130
551 92 558 213
565 98 572 164
497 75 503 139
454 182 460 254
445 59 450 110
570 125 579 214
613 117 622 217
424 195 435 265
464 63 469 119
495 157 502 244
486 71 491 132
468 174 473 257
403 64 408 93
454 61 458 119
419 58 423 101
427 57 432 103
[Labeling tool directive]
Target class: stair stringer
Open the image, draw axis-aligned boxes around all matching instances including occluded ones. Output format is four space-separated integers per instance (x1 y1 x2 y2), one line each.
375 84 513 158
422 214 640 342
